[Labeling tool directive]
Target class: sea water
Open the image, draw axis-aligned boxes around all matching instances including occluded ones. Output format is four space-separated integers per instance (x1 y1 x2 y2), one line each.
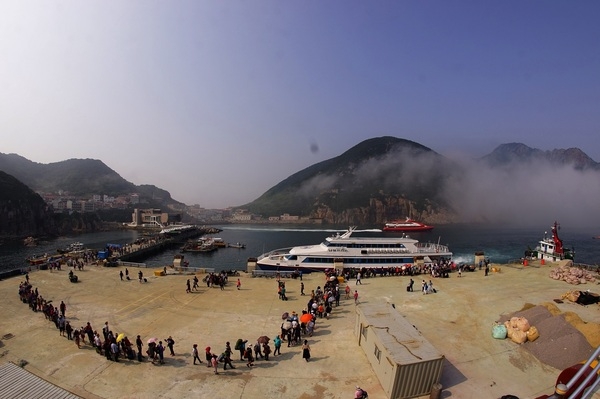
2 224 599 274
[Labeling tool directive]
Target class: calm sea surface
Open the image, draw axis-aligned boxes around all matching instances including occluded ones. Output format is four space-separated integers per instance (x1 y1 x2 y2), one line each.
2 224 599 274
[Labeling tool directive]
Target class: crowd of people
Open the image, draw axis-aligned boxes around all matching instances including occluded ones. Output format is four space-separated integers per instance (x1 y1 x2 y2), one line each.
16 267 363 377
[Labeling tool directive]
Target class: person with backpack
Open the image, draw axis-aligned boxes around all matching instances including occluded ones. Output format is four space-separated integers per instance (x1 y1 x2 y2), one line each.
235 338 247 361
222 342 235 370
253 341 263 359
244 347 254 367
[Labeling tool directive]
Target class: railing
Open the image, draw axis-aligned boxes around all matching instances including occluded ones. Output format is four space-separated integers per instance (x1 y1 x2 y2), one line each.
173 266 215 274
565 345 600 398
119 261 148 268
251 270 295 278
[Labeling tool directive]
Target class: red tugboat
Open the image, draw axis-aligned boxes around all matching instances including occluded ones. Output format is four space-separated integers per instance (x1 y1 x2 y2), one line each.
532 221 575 262
382 218 434 232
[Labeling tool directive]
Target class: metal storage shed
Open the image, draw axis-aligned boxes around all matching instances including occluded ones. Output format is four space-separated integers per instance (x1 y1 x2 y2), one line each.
0 362 81 399
355 303 445 399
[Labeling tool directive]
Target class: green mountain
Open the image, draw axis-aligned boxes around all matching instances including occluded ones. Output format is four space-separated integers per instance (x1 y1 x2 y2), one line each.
241 136 457 224
0 153 182 207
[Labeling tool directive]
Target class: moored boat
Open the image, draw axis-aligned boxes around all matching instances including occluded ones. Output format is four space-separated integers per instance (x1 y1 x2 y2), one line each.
253 227 451 272
23 236 37 247
57 242 85 254
227 242 246 249
382 218 434 232
181 237 217 253
527 221 575 262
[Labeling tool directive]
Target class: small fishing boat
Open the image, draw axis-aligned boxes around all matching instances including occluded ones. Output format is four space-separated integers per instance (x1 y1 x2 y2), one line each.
57 242 85 254
181 237 217 253
227 242 246 249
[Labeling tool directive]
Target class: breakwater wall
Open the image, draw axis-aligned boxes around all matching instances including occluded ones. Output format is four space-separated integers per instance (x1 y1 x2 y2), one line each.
118 226 221 263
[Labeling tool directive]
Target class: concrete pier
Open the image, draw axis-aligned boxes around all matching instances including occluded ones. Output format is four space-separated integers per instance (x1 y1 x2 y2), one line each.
0 261 598 399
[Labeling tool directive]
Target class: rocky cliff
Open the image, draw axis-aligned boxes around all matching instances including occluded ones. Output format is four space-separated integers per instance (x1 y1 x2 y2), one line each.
310 195 459 225
0 171 108 239
0 171 57 238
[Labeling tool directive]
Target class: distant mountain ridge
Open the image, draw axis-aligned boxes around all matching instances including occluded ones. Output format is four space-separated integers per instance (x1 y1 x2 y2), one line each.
1 138 598 230
241 137 600 225
0 153 182 207
481 143 600 170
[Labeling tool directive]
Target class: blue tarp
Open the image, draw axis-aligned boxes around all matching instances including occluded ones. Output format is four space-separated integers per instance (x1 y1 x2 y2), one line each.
106 243 122 249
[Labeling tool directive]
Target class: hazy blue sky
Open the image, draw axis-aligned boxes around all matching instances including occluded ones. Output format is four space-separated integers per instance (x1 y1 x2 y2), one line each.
1 1 599 208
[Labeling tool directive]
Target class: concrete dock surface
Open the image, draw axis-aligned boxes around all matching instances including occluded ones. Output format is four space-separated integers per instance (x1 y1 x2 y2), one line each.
1 261 599 399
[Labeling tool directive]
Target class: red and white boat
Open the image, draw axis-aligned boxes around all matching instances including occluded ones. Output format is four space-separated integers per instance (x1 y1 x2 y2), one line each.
383 218 434 232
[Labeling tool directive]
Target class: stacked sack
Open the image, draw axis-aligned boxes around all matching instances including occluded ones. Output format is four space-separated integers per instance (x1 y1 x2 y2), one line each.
549 265 596 285
496 317 539 344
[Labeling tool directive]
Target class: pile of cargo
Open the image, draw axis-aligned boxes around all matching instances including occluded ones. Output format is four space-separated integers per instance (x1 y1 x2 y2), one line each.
549 264 596 285
492 317 538 344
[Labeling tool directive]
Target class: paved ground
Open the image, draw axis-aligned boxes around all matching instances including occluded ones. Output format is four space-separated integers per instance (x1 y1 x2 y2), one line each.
0 261 599 399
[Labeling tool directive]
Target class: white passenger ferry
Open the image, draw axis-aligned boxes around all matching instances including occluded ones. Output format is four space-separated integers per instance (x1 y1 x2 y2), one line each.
253 227 452 272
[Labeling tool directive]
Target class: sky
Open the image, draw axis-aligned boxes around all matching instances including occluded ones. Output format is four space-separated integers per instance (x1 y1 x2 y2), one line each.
1 1 599 209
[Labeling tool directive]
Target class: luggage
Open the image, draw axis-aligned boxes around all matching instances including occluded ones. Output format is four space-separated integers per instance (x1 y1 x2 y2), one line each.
526 326 539 342
492 323 507 339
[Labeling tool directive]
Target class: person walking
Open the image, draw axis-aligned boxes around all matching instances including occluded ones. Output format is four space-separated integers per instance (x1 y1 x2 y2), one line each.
192 344 202 364
263 343 271 361
111 341 120 362
235 338 247 361
60 301 66 317
273 335 282 356
345 285 351 299
244 347 254 367
186 279 191 293
58 315 66 336
119 270 123 281
300 282 305 296
138 270 143 283
356 272 362 285
211 354 219 374
65 321 73 340
136 335 143 357
354 290 359 305
156 341 165 364
205 346 213 368
73 328 81 348
302 340 311 362
253 341 263 359
166 336 175 356
236 278 241 290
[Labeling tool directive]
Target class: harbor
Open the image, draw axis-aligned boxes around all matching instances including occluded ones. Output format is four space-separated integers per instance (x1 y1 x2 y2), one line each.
1 256 599 398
